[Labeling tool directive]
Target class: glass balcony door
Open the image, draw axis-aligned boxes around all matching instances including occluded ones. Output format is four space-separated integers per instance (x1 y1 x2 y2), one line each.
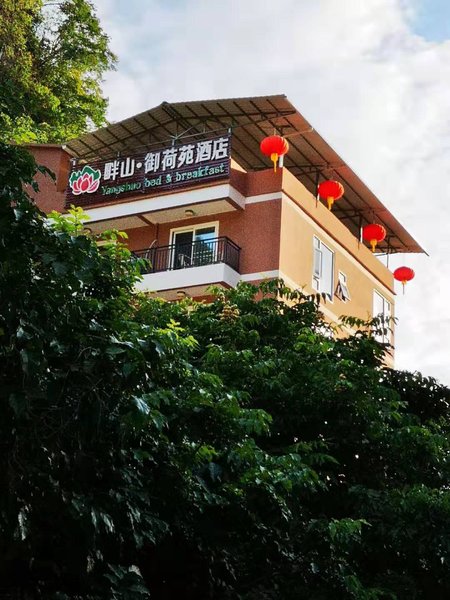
172 225 217 269
173 230 193 269
192 226 216 266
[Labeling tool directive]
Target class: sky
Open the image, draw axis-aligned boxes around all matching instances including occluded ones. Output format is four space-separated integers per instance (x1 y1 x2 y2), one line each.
93 0 450 385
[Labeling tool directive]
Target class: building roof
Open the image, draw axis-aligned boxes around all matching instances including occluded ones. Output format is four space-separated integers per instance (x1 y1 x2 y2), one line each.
64 94 424 254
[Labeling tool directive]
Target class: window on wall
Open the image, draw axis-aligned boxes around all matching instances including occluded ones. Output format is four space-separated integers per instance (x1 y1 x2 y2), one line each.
312 237 334 300
335 271 351 301
373 290 391 343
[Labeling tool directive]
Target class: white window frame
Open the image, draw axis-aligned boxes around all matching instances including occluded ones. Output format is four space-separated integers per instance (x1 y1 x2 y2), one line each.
169 221 219 245
312 236 334 301
335 271 351 302
373 290 391 343
170 221 219 269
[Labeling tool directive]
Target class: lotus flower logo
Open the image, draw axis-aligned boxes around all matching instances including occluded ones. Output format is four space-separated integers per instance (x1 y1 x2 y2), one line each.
69 165 101 195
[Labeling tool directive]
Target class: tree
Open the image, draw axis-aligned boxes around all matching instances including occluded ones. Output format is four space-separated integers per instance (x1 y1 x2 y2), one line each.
0 0 116 144
2 145 450 598
135 284 450 599
1 147 315 597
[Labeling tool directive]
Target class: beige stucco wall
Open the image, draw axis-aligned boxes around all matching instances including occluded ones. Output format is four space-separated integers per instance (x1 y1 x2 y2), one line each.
279 196 395 323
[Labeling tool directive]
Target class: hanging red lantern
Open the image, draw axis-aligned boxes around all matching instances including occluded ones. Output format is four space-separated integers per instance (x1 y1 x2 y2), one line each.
393 266 415 294
362 223 386 253
318 180 344 210
260 135 289 172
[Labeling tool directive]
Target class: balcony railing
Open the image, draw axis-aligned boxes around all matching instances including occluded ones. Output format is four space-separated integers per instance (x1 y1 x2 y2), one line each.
133 236 240 274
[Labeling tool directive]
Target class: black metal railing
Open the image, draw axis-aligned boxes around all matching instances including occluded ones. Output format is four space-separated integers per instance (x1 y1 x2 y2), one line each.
133 236 240 274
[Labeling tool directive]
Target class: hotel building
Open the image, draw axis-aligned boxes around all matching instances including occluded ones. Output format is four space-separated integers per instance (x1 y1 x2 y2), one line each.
28 95 424 356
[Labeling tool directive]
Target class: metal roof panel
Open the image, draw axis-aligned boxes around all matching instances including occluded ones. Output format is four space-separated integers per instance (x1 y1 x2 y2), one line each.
64 94 424 254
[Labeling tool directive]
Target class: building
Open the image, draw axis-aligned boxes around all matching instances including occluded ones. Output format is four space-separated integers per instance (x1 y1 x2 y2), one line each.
28 95 424 359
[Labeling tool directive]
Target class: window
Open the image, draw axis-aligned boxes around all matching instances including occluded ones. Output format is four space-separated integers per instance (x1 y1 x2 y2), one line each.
170 223 218 269
312 237 334 300
335 271 351 301
373 291 391 343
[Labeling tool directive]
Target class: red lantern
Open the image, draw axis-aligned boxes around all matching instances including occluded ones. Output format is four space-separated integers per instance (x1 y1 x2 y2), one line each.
260 135 289 172
318 180 344 210
393 266 415 294
362 223 386 253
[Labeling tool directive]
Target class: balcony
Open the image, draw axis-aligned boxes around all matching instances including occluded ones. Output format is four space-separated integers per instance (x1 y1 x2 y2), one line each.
84 182 246 233
133 237 241 298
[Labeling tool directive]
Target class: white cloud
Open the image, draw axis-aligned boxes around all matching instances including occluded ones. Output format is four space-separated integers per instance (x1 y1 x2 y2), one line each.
94 0 450 384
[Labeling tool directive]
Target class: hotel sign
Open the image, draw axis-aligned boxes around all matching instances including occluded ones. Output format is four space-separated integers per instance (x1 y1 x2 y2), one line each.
65 134 231 207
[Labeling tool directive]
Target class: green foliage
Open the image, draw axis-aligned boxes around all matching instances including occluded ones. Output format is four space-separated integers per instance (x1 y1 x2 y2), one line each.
2 146 450 597
0 0 116 143
48 204 91 234
135 281 450 599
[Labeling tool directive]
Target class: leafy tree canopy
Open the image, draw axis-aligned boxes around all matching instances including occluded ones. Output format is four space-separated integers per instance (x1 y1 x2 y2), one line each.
0 0 116 143
1 145 450 598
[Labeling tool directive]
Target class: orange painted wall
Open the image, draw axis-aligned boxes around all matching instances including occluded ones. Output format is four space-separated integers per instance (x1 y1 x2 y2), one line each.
26 145 71 213
126 223 158 249
245 169 282 196
125 200 282 275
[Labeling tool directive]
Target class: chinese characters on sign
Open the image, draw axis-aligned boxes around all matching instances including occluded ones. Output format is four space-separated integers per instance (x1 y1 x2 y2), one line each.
66 135 231 207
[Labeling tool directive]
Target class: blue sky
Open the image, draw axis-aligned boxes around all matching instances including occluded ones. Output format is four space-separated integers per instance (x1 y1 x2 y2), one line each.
410 0 450 41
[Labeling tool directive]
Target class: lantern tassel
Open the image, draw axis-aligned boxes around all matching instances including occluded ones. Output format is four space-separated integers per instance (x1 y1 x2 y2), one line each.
327 196 334 210
370 239 377 253
270 152 279 172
